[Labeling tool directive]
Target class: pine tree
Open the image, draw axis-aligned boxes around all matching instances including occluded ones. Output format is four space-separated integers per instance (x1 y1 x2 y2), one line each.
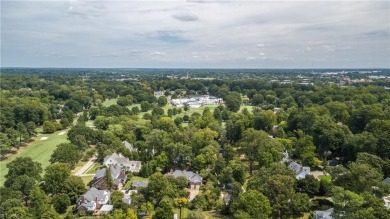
104 166 114 190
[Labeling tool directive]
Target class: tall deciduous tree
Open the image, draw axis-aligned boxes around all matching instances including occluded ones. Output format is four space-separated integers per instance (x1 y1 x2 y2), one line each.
239 129 283 174
43 163 71 194
157 96 168 107
154 197 174 219
231 190 272 219
225 92 242 112
50 143 80 168
5 157 42 188
61 176 86 204
29 186 49 218
52 193 71 214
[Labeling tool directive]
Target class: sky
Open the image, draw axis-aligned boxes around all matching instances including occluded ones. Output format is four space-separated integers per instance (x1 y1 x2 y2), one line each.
1 0 389 68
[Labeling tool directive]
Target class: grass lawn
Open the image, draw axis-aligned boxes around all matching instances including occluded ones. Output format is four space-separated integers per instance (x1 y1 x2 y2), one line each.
86 163 104 174
0 129 69 185
102 98 118 107
239 105 255 112
85 120 95 128
319 175 332 183
173 208 233 219
81 175 94 185
124 176 149 189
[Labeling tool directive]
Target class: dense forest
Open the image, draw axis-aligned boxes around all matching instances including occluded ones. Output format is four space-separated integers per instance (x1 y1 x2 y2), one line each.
0 68 390 219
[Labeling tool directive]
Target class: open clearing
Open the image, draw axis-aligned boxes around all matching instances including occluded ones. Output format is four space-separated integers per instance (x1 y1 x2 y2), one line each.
58 131 66 135
0 129 69 185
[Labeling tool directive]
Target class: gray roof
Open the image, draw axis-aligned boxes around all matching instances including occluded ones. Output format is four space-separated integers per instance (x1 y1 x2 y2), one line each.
127 161 142 169
78 201 95 210
104 153 141 168
327 159 339 167
122 140 137 152
289 161 302 173
93 166 124 185
81 187 109 202
313 208 334 219
383 177 390 186
288 161 310 179
223 194 232 203
100 205 113 212
122 198 131 205
132 181 149 188
171 170 202 183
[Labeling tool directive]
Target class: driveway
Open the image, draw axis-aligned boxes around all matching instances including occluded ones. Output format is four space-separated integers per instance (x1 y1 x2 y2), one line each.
310 170 326 179
187 188 199 201
74 156 97 176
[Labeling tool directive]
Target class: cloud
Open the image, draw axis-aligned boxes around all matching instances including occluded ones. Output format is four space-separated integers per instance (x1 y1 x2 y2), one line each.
153 31 191 44
150 51 166 56
66 1 107 18
1 1 389 68
172 11 199 22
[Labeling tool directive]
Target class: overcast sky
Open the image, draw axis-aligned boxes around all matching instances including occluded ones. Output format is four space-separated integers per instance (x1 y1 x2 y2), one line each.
1 0 389 68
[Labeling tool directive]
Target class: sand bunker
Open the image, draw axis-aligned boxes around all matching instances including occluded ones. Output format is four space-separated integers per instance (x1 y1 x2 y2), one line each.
58 131 66 136
40 137 48 140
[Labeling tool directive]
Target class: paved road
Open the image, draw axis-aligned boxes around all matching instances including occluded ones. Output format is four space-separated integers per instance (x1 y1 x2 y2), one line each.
74 156 97 176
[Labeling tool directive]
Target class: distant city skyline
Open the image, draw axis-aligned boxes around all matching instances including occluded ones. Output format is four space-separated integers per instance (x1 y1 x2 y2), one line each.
1 0 389 68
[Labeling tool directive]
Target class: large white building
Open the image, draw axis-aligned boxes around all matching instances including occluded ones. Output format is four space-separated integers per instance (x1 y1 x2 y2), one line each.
171 95 222 108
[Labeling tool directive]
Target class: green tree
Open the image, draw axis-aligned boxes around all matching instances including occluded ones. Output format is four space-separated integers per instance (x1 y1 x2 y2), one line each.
253 110 276 132
16 122 29 145
154 197 174 219
50 143 80 168
251 94 264 106
52 193 71 214
297 175 320 196
125 208 137 219
225 92 242 112
60 118 70 129
41 208 60 219
6 207 33 219
29 186 49 218
332 186 364 218
333 162 383 194
183 102 190 112
94 116 111 130
61 176 86 203
0 133 11 155
239 129 283 174
292 130 316 166
10 175 36 206
231 190 272 219
104 166 115 190
157 117 177 133
5 157 42 188
43 163 71 194
117 97 131 106
42 121 59 133
0 199 23 218
140 101 151 112
142 172 176 203
356 152 385 172
157 96 168 107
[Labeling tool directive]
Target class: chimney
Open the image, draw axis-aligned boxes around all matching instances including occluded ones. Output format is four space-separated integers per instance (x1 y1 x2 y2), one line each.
95 196 99 209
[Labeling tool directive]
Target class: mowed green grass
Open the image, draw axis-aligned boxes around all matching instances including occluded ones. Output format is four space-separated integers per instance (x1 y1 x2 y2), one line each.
102 98 118 107
0 130 69 185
